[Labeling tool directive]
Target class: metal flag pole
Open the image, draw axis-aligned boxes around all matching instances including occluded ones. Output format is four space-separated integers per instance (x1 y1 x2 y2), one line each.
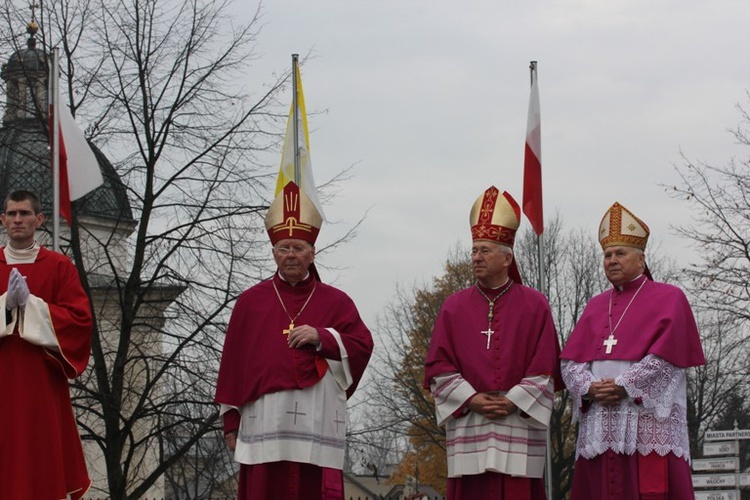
292 54 301 186
529 62 546 297
49 47 61 252
529 60 553 500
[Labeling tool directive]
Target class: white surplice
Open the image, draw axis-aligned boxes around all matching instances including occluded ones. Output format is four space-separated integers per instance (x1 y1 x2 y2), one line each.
431 373 554 478
561 354 691 461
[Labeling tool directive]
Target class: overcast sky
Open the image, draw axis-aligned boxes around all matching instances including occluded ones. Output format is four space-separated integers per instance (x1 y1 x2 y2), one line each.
231 1 750 329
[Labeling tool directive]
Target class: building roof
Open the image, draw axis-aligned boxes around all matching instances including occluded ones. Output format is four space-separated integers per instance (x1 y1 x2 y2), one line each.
0 121 134 222
0 24 134 223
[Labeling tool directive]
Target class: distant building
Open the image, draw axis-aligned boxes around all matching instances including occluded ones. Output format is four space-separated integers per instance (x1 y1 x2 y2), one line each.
0 19 181 499
344 471 444 500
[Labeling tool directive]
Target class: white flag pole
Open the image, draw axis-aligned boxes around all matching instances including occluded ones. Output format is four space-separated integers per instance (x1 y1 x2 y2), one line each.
50 47 61 252
292 54 301 186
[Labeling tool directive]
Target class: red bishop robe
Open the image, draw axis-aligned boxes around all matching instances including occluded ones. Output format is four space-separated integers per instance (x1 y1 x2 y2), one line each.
561 275 705 499
0 246 93 500
424 281 561 500
214 272 373 500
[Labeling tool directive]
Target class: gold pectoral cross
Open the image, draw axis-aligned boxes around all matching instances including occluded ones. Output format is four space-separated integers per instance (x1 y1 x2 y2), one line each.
283 322 294 335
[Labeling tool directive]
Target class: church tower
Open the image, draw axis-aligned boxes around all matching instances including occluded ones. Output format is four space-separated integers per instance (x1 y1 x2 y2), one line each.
0 19 182 499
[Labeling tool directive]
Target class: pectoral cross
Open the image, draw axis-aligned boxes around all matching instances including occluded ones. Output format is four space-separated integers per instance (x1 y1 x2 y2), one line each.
481 327 495 349
283 322 294 335
603 333 618 354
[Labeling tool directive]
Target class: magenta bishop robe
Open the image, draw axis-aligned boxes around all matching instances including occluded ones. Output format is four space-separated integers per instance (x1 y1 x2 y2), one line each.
424 281 561 500
561 275 705 500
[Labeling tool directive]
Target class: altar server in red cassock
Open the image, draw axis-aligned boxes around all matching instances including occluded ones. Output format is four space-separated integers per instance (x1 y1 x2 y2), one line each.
215 182 373 500
561 202 705 500
0 190 92 499
424 186 561 500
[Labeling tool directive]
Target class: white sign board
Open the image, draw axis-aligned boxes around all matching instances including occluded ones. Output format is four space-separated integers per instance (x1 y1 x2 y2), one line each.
705 429 750 441
741 473 750 487
703 441 738 456
694 491 738 500
692 474 736 488
692 457 739 471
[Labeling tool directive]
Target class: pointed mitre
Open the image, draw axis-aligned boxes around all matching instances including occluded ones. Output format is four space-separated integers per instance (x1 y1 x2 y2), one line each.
470 186 521 247
470 186 523 284
598 202 650 250
264 182 323 245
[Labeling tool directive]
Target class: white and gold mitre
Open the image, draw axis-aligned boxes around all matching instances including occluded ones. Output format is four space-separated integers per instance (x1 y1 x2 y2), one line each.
470 186 521 247
598 201 650 250
264 182 323 245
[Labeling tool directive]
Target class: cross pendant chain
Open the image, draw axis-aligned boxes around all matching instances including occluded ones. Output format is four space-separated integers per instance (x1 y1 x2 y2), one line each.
603 333 618 354
475 280 512 350
605 278 647 354
273 282 317 336
482 301 496 349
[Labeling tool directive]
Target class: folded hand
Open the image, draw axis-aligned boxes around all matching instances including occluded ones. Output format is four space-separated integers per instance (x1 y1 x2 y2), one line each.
6 268 29 309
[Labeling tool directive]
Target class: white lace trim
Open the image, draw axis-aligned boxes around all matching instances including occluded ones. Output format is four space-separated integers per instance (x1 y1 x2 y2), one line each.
562 356 691 461
615 354 682 419
560 359 594 424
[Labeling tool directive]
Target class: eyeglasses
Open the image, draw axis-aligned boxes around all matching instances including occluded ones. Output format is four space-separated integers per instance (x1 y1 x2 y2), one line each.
274 245 310 256
470 247 509 257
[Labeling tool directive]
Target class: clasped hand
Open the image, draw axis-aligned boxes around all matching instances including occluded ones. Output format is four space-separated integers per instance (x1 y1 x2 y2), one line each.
588 378 628 406
6 268 29 310
468 393 518 419
287 324 320 349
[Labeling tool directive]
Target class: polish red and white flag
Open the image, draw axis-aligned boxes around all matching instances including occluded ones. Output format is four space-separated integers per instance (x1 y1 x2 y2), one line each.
523 65 543 235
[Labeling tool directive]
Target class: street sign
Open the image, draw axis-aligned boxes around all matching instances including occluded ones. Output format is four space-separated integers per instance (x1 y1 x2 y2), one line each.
695 426 747 499
704 441 738 456
692 457 740 471
706 429 750 441
692 474 737 488
694 491 738 500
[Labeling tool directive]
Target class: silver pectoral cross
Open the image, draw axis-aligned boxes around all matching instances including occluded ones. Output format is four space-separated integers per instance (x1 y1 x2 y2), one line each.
481 326 495 349
603 333 618 354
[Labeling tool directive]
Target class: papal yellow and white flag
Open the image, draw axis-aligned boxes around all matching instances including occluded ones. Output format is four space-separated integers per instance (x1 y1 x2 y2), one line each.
275 61 325 219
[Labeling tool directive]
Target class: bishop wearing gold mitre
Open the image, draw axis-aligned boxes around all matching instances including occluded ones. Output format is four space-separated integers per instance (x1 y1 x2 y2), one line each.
424 186 561 499
215 181 373 499
561 201 705 499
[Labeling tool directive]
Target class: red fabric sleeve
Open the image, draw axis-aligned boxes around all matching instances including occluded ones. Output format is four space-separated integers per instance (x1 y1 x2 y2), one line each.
223 408 240 434
316 327 342 361
0 248 92 379
46 256 93 378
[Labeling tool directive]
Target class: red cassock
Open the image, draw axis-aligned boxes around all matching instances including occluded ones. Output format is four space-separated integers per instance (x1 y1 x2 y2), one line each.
215 273 373 500
0 247 93 500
